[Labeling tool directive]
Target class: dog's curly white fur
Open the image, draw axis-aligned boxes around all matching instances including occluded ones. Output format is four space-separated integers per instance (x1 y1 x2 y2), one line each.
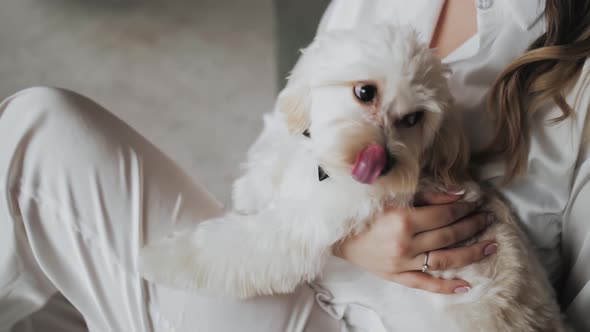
140 26 566 331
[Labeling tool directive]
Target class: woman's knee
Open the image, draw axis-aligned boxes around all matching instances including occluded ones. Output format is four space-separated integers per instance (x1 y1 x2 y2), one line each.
4 86 109 123
3 86 88 117
2 86 132 160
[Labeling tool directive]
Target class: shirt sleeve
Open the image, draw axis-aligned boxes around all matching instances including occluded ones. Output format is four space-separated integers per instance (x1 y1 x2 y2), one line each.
562 134 590 331
560 63 590 331
562 152 590 331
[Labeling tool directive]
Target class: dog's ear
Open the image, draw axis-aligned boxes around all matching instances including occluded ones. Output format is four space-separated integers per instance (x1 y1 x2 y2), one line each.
276 84 311 135
424 111 470 187
275 46 314 135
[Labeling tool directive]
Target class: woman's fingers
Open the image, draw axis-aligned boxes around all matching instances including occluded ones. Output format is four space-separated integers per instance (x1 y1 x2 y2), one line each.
381 240 499 294
388 271 471 294
414 191 463 206
397 202 477 234
407 240 498 272
413 212 494 253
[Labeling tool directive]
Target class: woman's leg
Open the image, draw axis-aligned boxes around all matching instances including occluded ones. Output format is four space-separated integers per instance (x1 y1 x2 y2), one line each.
0 87 342 331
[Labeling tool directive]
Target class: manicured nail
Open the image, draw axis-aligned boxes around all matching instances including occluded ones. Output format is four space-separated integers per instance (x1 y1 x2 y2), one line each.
486 213 496 225
484 243 499 256
454 286 471 294
445 186 465 196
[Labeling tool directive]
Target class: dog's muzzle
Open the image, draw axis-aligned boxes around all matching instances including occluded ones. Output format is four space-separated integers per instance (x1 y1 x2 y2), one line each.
302 129 397 184
380 153 396 175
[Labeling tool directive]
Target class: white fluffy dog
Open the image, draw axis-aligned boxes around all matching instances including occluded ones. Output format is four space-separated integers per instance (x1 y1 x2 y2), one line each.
140 25 566 331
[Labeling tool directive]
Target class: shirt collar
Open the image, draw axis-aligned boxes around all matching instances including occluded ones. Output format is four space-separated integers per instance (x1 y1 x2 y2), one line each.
318 0 446 43
502 0 545 30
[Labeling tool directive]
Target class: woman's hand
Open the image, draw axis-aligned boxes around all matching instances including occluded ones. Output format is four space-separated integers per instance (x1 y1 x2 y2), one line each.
334 191 498 294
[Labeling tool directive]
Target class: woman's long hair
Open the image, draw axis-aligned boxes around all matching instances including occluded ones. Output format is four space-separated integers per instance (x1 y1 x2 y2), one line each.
479 0 590 181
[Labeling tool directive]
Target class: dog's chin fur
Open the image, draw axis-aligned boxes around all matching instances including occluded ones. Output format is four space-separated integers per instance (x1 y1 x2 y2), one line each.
139 25 567 331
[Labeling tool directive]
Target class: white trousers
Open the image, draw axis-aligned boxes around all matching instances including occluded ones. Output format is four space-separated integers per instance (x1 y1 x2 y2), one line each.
0 87 342 332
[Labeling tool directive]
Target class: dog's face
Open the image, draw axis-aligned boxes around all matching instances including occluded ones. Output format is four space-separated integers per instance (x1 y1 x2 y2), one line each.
278 25 468 195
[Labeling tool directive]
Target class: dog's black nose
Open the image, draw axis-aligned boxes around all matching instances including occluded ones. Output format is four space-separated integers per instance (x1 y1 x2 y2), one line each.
380 153 396 176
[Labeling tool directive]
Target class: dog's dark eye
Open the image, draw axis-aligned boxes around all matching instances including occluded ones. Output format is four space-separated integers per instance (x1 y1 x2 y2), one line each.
396 111 425 128
353 84 377 103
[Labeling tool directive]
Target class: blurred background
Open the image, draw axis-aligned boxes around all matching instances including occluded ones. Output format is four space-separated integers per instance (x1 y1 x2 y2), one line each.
0 0 329 205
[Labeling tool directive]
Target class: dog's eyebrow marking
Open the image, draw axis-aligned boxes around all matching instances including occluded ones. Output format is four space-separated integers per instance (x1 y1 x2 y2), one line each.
313 80 375 88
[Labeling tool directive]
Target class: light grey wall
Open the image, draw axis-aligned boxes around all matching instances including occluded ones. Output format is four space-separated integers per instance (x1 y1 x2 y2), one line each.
274 0 330 89
0 0 276 205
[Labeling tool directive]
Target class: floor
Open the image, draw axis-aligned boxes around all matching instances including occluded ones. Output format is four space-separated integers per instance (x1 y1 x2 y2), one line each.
0 0 277 205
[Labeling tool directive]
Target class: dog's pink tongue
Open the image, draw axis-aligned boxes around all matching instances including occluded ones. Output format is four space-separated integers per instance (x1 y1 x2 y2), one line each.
352 144 387 184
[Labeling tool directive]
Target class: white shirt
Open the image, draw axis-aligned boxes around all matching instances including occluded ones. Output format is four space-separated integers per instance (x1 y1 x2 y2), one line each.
315 0 590 330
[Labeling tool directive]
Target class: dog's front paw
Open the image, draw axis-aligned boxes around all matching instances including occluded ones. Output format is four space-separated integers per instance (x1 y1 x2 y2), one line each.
139 233 206 289
139 229 267 299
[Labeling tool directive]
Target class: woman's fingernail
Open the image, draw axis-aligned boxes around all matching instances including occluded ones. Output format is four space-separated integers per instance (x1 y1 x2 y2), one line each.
486 213 496 225
484 243 499 256
454 286 471 294
445 186 465 196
